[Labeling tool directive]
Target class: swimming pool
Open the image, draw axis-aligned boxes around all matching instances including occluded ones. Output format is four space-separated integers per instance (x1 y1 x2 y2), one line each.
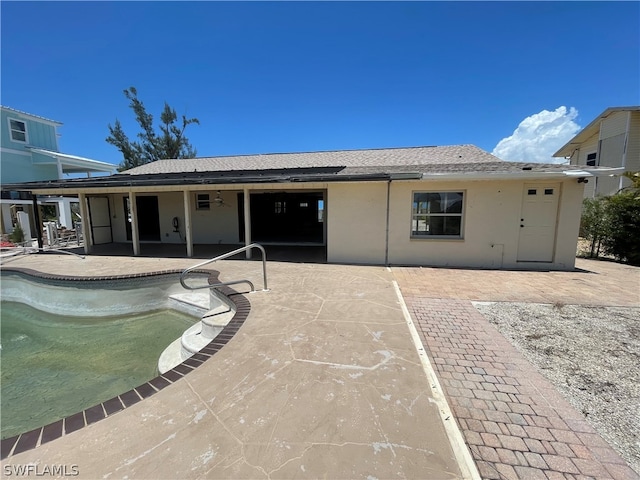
0 272 210 440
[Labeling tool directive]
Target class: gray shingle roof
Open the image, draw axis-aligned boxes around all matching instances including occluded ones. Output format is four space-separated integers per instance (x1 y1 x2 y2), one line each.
122 145 502 175
5 145 605 193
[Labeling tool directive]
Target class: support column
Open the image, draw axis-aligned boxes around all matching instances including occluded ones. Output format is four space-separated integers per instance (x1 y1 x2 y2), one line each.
31 194 43 249
183 190 193 257
1 203 12 233
59 197 73 229
56 158 63 179
244 187 252 259
78 193 92 254
129 191 140 256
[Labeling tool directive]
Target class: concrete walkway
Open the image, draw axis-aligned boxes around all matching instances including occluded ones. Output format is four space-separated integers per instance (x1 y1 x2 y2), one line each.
0 253 472 479
394 258 639 480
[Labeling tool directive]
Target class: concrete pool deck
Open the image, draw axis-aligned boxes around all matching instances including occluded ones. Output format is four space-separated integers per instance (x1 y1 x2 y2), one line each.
1 251 638 479
0 253 474 479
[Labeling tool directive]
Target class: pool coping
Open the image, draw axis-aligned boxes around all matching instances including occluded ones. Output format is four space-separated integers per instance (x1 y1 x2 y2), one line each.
0 267 250 460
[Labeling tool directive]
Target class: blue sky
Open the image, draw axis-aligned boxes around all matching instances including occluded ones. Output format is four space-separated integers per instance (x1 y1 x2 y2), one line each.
2 1 639 167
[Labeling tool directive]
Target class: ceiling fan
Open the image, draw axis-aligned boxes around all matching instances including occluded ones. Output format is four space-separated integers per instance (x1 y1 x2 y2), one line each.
213 191 230 207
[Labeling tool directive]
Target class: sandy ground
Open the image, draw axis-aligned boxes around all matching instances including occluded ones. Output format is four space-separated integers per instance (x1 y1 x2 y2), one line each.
474 302 640 474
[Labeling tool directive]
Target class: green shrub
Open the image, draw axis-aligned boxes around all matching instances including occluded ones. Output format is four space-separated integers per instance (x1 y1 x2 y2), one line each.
9 224 25 244
580 173 640 265
601 192 640 265
580 196 608 257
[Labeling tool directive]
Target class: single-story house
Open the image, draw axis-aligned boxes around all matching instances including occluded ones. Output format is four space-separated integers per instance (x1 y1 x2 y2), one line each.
0 145 623 270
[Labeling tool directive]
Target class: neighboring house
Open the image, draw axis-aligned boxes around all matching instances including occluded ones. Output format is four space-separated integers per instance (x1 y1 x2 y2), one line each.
0 106 116 237
553 106 640 197
0 145 623 270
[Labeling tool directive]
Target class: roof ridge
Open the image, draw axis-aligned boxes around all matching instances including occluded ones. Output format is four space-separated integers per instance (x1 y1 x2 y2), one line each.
179 144 475 161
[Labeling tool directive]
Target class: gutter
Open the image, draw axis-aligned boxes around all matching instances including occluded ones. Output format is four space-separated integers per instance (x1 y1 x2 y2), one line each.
421 171 571 181
4 168 624 195
569 167 625 177
0 172 410 193
418 167 625 182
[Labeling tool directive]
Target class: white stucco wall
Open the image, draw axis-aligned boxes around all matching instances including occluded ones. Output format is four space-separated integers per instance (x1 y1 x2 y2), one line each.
105 190 242 245
387 180 518 268
553 180 584 268
326 182 388 264
188 190 240 244
87 177 583 271
159 192 190 243
327 178 583 270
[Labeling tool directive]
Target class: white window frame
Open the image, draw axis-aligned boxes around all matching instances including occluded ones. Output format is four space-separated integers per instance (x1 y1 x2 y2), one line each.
585 152 597 167
411 190 465 239
196 193 210 210
7 117 28 143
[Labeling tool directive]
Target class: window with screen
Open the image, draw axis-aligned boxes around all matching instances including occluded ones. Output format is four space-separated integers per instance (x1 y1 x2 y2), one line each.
411 191 464 238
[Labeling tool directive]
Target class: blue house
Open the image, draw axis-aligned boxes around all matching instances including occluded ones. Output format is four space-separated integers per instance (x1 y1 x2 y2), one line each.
1 106 115 239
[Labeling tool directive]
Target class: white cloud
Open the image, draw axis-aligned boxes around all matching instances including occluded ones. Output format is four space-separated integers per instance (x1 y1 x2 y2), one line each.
492 106 581 164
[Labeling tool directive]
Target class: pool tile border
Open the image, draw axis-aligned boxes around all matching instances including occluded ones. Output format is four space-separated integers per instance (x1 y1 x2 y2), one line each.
0 267 250 460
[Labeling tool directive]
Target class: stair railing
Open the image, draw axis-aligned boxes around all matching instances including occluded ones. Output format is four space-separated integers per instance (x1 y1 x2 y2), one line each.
179 243 268 292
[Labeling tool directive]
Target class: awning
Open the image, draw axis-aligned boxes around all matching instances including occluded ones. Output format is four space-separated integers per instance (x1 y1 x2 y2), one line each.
27 147 117 175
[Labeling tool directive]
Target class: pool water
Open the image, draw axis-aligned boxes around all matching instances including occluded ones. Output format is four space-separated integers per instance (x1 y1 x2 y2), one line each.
1 301 197 439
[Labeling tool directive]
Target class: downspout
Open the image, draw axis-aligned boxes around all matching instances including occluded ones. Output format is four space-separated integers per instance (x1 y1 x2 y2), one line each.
619 111 631 191
384 180 391 266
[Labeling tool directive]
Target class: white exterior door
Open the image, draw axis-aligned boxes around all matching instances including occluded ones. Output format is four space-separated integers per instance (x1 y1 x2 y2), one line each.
517 183 559 262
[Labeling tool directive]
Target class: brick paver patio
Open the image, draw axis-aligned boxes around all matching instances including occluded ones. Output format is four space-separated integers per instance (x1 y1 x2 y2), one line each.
395 258 640 480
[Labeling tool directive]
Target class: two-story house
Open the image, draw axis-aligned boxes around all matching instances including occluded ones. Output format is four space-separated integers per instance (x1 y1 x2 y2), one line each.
1 106 115 239
553 106 640 197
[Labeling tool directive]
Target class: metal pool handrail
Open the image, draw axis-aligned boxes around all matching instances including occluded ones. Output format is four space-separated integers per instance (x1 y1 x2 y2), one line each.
179 243 268 292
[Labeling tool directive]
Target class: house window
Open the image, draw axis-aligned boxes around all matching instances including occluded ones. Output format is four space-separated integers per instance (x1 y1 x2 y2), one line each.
275 201 286 214
586 152 597 166
412 191 464 238
196 193 210 210
8 118 27 143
